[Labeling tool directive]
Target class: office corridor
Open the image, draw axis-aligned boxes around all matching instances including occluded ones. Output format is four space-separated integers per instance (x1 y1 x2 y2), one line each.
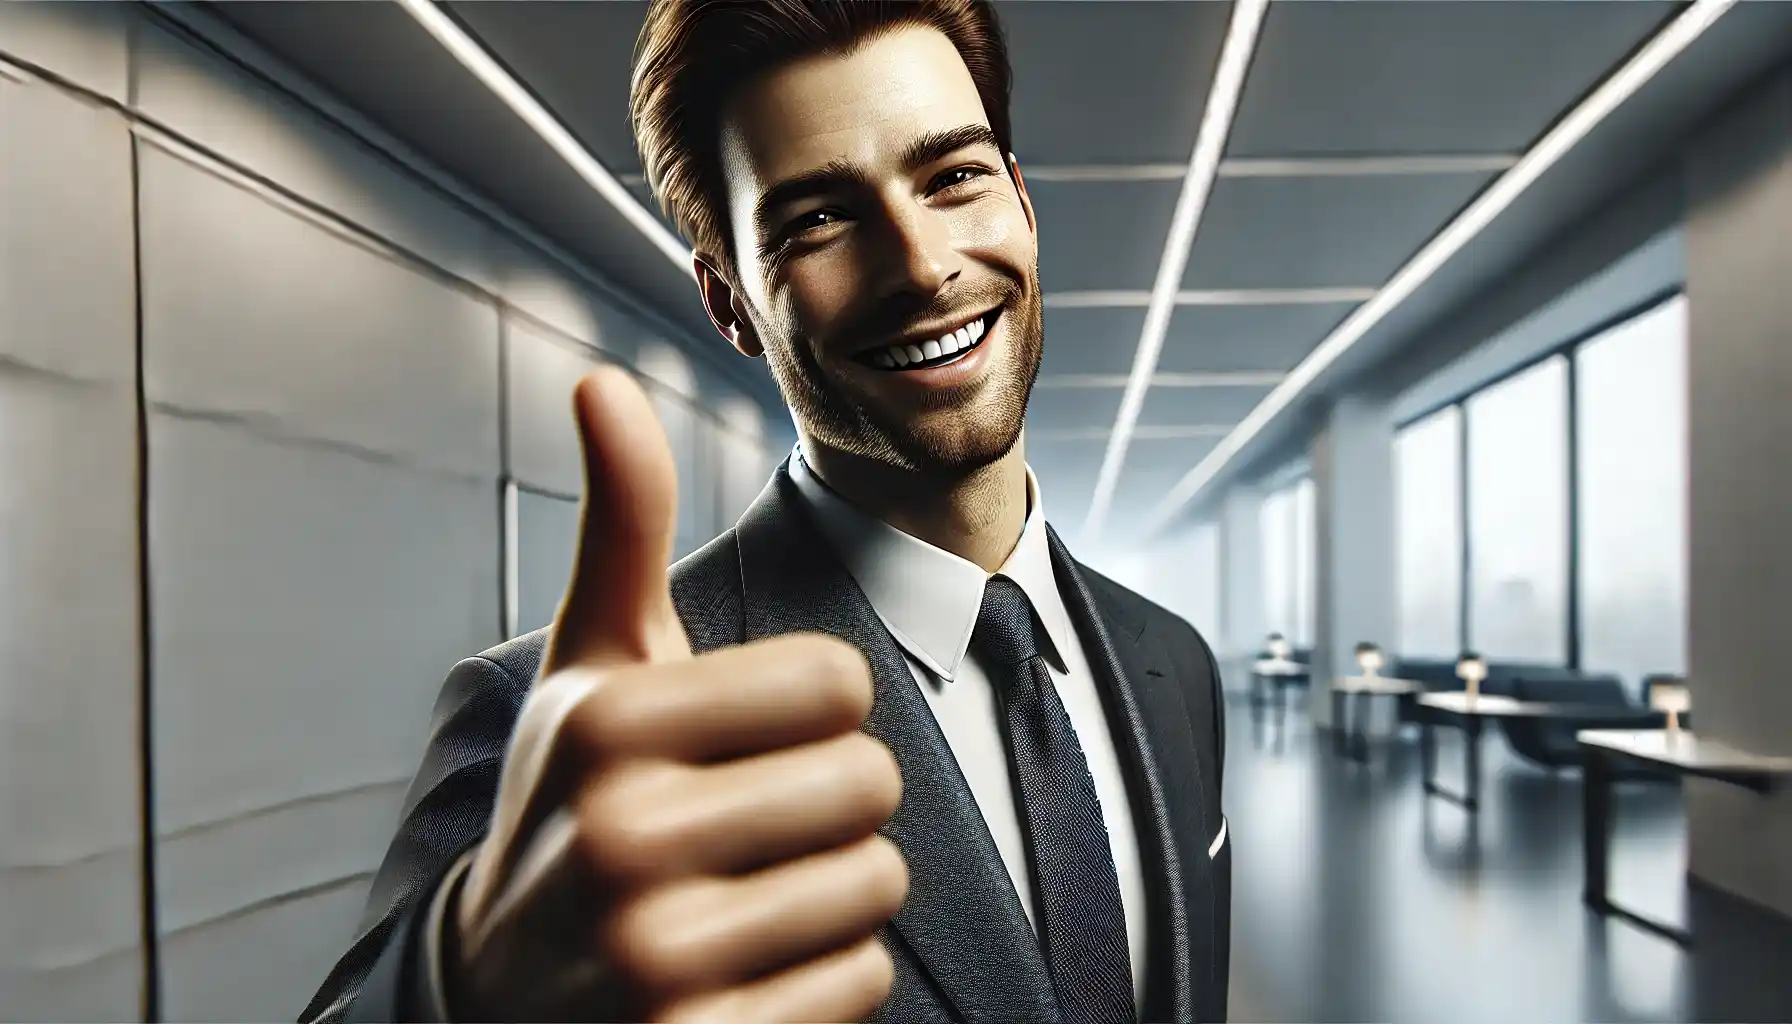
1222 698 1792 1023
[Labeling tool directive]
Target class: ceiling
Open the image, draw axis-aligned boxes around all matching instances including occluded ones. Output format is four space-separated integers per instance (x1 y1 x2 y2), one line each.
207 0 1792 542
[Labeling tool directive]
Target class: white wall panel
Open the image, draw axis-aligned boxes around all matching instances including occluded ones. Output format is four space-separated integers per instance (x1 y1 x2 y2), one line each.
515 491 581 638
132 21 499 292
0 0 130 102
148 416 500 1015
138 143 501 480
0 71 134 384
149 415 500 837
0 377 143 1022
160 875 369 1023
506 316 605 497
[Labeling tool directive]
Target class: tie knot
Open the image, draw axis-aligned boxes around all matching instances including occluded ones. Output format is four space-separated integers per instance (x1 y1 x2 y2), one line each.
972 576 1042 667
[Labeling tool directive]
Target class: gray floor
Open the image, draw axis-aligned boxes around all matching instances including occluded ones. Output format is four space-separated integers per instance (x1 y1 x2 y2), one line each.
1223 695 1792 1023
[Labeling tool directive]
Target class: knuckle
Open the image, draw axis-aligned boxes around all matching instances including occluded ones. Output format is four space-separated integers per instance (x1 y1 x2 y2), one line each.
800 634 874 714
604 898 696 994
575 772 675 882
570 676 639 756
859 940 898 1003
840 734 904 816
861 835 910 913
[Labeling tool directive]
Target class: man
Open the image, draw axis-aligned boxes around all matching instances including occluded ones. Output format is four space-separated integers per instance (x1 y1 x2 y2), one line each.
302 1 1228 1021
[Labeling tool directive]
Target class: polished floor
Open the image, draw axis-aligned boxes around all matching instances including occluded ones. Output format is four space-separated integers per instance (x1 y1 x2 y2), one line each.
1222 693 1792 1023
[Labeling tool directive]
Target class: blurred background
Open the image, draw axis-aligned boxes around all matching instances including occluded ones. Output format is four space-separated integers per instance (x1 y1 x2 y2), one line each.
3 1 1791 1021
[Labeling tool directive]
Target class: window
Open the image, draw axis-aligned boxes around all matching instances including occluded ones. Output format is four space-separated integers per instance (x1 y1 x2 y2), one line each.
1261 478 1316 648
1466 356 1570 661
1395 408 1463 657
1292 477 1316 648
1576 296 1688 687
1261 486 1295 644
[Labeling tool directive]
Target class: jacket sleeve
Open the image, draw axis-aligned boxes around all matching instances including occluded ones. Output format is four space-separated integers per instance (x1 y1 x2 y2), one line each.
297 656 527 1023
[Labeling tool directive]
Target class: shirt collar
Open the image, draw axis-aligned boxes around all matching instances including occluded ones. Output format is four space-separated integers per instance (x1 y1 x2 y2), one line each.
788 445 1075 682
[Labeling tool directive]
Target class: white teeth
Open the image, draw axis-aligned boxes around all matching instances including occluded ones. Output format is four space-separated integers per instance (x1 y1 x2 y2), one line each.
865 311 995 369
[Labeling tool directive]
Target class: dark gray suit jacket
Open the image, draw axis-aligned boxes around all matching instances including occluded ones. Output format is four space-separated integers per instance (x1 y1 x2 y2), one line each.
300 465 1230 1023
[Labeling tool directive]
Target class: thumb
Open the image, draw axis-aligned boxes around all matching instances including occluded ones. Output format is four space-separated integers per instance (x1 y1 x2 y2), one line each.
541 367 692 676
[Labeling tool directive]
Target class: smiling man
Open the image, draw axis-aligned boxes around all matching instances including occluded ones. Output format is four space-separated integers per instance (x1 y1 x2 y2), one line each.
302 3 1228 1023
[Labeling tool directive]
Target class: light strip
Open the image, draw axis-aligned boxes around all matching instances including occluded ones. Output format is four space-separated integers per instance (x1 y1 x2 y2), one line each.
1016 155 1516 184
395 0 694 276
1045 286 1372 309
1035 371 1285 389
1219 154 1519 178
1082 0 1270 537
1140 0 1737 538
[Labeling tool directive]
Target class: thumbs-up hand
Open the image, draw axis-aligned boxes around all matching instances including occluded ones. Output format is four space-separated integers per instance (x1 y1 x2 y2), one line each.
447 368 907 1023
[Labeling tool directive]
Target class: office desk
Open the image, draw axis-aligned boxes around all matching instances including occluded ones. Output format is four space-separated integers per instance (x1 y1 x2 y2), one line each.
1416 692 1563 810
1578 729 1792 945
1331 675 1422 763
1250 658 1309 726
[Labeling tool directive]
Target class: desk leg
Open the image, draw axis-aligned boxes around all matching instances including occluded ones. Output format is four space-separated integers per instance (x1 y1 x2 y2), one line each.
1351 692 1371 763
1463 716 1483 812
1583 749 1611 913
1420 712 1436 792
1331 689 1347 757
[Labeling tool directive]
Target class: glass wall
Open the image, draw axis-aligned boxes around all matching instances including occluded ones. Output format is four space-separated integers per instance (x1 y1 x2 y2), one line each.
1576 296 1689 684
1466 356 1570 662
1389 294 1687 689
1394 407 1462 657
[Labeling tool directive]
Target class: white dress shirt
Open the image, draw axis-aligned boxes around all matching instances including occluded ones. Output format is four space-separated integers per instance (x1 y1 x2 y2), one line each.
788 449 1147 1004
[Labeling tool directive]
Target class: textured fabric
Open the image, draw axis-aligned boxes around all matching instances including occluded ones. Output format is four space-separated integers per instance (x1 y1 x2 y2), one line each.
786 450 1148 998
297 466 1228 1024
973 577 1135 1024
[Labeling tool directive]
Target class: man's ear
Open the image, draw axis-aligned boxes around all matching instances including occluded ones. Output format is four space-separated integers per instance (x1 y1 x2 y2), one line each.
693 253 763 358
1008 153 1038 237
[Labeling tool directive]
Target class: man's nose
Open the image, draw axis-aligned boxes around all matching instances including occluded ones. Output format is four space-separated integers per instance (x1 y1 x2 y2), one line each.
870 199 963 302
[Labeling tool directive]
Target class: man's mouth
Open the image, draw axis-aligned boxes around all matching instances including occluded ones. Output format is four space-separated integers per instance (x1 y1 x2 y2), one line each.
854 306 1001 372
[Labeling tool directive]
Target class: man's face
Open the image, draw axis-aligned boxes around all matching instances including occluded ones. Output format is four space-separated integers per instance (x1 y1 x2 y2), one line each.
706 25 1044 478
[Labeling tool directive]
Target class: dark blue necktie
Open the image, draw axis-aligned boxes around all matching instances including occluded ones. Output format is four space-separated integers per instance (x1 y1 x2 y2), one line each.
972 576 1135 1024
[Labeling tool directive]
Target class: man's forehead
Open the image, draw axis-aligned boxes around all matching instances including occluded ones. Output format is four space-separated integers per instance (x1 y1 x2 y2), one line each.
719 25 991 185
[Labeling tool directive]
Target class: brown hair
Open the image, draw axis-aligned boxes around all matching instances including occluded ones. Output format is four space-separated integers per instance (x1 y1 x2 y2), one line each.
630 0 1013 276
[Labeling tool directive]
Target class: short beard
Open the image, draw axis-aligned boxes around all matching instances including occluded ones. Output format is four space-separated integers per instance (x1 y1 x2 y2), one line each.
764 274 1044 484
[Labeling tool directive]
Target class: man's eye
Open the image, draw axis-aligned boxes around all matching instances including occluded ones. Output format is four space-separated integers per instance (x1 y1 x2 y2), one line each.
931 166 990 193
791 209 843 234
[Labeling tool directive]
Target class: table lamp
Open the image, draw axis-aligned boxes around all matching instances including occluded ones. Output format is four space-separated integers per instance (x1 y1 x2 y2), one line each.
1457 651 1487 702
1267 633 1292 662
1355 642 1385 677
1650 682 1692 740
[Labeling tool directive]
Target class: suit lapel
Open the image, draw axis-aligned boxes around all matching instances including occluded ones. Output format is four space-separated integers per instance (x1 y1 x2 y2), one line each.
735 466 1061 1023
1046 526 1210 1024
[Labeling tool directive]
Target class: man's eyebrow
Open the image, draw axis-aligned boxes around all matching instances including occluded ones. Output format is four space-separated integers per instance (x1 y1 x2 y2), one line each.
751 124 1002 235
900 124 1002 173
